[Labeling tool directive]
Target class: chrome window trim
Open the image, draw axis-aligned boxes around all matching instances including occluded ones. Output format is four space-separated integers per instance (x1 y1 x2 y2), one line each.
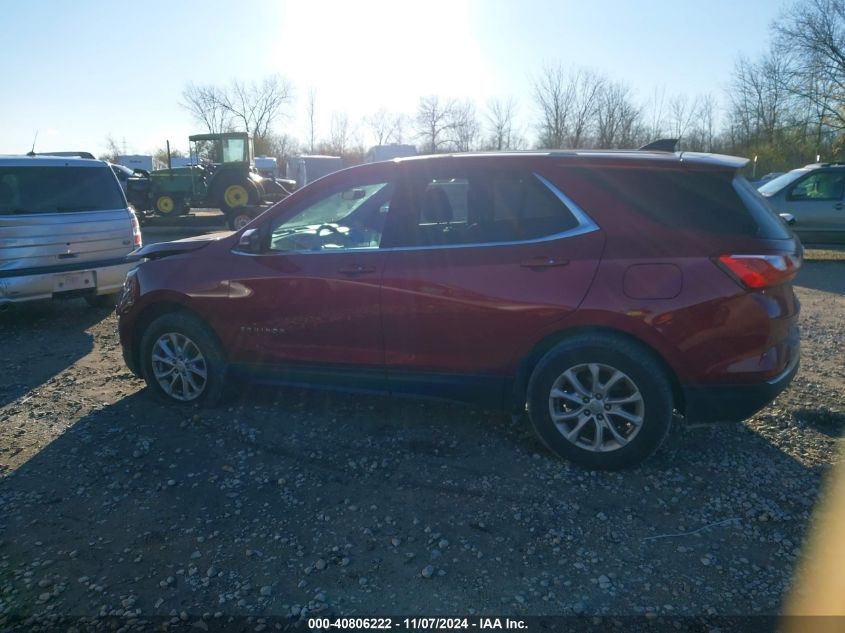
232 172 600 256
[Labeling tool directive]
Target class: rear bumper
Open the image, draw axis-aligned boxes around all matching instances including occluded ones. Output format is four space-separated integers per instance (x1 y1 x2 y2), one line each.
682 350 800 423
0 259 133 305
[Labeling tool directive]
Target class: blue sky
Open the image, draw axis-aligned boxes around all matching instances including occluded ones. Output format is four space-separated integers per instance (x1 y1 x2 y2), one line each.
0 0 786 157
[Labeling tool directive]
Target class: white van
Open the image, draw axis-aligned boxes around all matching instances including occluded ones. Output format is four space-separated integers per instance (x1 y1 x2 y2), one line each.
0 156 142 310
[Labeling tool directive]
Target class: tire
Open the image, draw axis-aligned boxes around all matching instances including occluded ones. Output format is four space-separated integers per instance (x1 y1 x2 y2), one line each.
139 312 231 406
526 334 673 470
217 180 259 213
227 209 255 231
155 194 177 215
85 292 119 309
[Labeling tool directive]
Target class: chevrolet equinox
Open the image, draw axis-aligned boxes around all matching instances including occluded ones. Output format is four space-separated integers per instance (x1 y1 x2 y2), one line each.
117 150 801 469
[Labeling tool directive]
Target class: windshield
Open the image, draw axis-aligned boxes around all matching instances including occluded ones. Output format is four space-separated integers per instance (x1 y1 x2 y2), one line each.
758 169 809 196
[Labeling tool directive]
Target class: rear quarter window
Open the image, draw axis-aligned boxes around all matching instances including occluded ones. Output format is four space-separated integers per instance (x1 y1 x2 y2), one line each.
574 167 790 239
0 165 126 215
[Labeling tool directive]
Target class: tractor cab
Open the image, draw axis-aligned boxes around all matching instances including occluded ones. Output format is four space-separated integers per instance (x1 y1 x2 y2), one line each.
189 132 254 170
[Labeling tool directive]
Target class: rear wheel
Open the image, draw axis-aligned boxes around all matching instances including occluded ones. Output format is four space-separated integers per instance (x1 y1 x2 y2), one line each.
155 194 177 215
526 334 673 470
139 312 231 406
217 179 259 213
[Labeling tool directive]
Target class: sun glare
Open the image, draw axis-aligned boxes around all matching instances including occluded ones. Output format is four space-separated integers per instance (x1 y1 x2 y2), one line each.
273 0 495 121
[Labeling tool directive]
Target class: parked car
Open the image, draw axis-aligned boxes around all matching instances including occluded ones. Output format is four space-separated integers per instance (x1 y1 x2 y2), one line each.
0 155 142 309
110 163 152 213
117 150 801 469
757 163 845 243
750 171 785 187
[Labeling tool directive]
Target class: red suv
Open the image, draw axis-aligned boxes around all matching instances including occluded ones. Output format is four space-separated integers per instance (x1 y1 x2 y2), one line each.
117 150 801 469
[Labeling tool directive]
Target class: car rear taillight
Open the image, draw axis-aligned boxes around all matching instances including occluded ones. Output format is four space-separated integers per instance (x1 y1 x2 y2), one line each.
129 210 143 248
716 254 801 289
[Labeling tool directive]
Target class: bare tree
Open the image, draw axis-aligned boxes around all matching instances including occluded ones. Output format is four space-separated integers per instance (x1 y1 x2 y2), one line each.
415 96 457 153
533 63 573 148
729 51 791 145
567 69 605 148
687 93 718 152
533 64 605 148
182 75 292 147
450 100 481 152
365 109 403 146
99 135 123 163
263 132 299 163
595 81 641 149
329 111 352 155
182 84 233 135
220 75 293 141
644 86 668 141
485 96 522 150
306 88 317 153
776 0 845 130
668 94 700 143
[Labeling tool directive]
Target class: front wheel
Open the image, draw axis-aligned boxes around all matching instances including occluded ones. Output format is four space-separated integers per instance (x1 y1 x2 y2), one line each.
526 334 673 470
139 312 231 406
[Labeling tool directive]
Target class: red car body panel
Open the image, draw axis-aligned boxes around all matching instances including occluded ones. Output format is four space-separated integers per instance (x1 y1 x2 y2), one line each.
379 230 605 375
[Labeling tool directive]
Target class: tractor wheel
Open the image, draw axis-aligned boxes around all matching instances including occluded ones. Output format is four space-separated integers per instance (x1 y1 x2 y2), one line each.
217 180 259 213
155 194 177 215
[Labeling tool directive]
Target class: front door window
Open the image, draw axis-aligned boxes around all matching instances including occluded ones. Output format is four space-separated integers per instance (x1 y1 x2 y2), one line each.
268 182 393 252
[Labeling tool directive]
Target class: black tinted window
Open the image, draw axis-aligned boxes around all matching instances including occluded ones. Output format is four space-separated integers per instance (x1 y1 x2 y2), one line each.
385 171 578 247
573 167 790 238
0 166 125 215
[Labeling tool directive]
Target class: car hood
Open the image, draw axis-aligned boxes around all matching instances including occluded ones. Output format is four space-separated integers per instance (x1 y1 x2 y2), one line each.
131 231 233 260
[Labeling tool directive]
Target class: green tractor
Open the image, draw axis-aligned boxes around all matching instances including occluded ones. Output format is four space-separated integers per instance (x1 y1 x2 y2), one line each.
148 132 293 230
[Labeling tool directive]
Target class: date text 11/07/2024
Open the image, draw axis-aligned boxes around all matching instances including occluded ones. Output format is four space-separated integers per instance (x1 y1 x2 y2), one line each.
307 617 528 630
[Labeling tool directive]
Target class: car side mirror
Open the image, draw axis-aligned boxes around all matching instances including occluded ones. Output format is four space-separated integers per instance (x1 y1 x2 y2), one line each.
236 228 263 253
779 213 796 226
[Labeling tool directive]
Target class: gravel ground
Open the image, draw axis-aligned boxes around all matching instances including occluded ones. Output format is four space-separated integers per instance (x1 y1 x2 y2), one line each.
0 261 842 630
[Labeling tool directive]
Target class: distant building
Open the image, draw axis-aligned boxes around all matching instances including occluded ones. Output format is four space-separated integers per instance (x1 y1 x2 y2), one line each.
169 156 194 169
286 155 343 187
118 154 163 172
365 144 417 163
255 156 278 178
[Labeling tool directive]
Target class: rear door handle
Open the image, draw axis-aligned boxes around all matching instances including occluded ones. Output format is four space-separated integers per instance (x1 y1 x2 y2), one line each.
520 257 569 268
834 203 843 210
338 264 376 275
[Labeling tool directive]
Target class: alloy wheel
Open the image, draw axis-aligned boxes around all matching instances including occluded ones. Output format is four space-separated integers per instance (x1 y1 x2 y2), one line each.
151 332 208 401
548 363 645 452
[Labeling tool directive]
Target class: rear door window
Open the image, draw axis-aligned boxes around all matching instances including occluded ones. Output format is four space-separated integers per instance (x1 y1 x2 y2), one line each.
572 167 791 239
384 169 579 248
0 166 126 214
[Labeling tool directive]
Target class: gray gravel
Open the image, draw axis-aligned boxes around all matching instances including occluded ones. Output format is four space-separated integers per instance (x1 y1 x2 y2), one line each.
0 262 842 627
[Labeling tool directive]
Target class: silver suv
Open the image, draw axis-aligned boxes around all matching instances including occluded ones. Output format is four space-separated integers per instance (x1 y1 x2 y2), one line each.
758 163 845 243
0 156 142 310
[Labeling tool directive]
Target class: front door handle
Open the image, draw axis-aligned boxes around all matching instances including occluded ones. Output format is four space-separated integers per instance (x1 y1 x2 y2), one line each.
520 257 569 269
834 202 843 210
338 264 376 275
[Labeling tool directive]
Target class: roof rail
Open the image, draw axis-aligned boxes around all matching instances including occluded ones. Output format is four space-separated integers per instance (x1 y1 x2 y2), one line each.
638 139 679 152
29 151 96 159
